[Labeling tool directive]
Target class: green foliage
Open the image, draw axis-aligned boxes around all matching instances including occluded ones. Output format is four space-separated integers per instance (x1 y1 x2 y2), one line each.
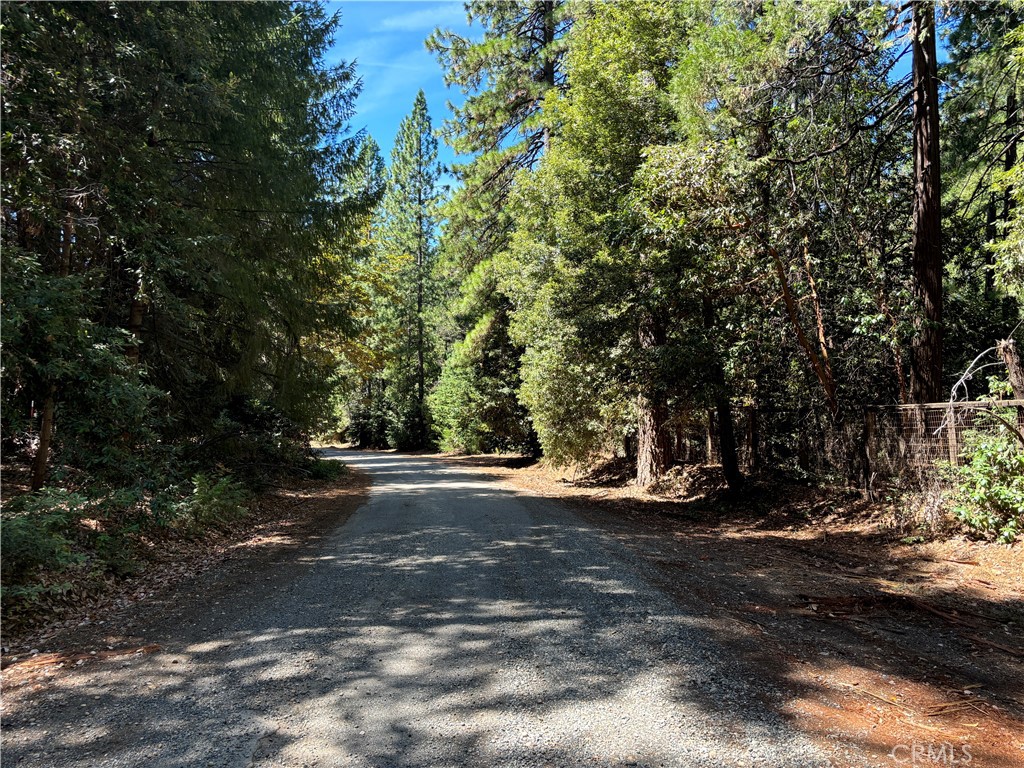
992 154 1024 297
2 0 369 478
422 1 568 458
307 458 347 481
344 93 445 450
428 0 568 266
1 2 370 625
189 403 314 488
0 490 88 583
946 414 1024 543
175 474 250 531
501 0 707 472
430 311 535 453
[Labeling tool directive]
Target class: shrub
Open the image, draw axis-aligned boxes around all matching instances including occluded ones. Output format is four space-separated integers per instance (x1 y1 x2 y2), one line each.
175 473 249 531
945 413 1024 543
0 489 88 582
307 457 346 480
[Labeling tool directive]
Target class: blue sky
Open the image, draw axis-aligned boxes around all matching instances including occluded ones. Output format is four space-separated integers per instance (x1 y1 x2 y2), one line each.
327 1 474 173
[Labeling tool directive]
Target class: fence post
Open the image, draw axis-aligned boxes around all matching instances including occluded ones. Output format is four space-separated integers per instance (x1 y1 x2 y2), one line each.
862 407 877 499
946 405 959 466
746 405 759 474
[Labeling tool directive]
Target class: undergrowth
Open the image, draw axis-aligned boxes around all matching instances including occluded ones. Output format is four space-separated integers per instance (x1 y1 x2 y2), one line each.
943 412 1024 544
1 413 348 631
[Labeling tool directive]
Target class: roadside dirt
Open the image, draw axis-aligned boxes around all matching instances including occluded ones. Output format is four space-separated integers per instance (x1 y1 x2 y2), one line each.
448 454 1024 768
4 450 1020 767
1 465 371 680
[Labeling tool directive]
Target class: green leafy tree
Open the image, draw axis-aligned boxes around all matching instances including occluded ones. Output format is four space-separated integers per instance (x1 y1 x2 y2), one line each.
502 0 699 485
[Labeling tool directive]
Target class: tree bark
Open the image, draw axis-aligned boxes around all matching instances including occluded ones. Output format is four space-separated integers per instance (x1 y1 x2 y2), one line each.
767 244 838 413
985 196 998 295
714 385 742 491
1004 88 1018 223
998 339 1024 399
745 405 759 474
539 0 555 153
31 387 56 491
635 393 671 488
635 315 671 487
909 0 944 403
415 133 427 447
126 296 147 364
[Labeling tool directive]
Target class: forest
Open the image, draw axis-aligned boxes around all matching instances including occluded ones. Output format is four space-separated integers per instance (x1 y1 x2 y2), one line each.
2 0 1022 623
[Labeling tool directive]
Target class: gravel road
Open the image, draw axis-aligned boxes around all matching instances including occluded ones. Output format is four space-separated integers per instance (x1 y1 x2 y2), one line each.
3 451 833 767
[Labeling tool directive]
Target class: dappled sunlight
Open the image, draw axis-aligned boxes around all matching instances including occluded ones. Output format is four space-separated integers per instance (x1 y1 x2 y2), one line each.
4 450 832 767
8 451 1019 767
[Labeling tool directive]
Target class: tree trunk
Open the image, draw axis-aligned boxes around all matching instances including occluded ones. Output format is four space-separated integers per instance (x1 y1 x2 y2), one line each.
126 296 147 364
999 339 1024 400
909 0 943 403
541 0 555 152
31 387 56 491
31 205 75 490
715 386 742 491
705 410 716 463
985 196 998 295
416 133 427 447
635 316 671 487
636 393 671 488
1004 88 1018 223
746 405 759 474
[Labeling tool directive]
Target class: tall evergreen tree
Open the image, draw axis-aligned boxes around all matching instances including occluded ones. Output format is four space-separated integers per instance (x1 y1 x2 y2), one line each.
428 0 568 266
2 0 367 487
909 0 945 403
427 1 569 453
372 91 443 449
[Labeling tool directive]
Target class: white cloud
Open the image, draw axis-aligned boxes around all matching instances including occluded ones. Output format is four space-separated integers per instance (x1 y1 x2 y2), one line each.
355 47 441 117
373 2 465 33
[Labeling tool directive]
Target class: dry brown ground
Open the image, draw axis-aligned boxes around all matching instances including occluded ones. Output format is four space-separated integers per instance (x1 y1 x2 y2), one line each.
443 454 1024 768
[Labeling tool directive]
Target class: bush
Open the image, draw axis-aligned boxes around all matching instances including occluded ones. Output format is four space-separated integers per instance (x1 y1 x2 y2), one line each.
945 414 1024 543
175 473 249 531
0 489 88 582
307 457 346 480
188 401 315 488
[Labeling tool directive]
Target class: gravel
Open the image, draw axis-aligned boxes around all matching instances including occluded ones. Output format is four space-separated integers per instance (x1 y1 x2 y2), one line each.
2 451 834 767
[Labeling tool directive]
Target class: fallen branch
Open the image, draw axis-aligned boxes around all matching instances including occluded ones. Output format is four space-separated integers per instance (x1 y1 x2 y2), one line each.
967 634 1024 658
842 683 910 712
904 596 978 628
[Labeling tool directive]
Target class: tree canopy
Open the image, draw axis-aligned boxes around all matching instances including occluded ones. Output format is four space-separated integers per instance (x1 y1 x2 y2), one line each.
3 1 1022 606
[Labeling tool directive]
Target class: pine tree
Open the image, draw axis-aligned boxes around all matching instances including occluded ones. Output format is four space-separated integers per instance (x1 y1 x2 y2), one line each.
427 2 569 453
374 91 444 449
2 0 367 487
428 1 568 266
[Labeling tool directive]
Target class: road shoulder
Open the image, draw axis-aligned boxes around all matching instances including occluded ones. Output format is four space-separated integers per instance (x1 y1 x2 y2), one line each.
1 464 371 685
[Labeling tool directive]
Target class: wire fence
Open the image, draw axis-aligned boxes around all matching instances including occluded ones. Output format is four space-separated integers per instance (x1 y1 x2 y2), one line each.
672 399 1024 493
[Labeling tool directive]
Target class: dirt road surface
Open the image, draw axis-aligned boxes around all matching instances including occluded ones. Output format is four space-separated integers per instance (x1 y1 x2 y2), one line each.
1 451 927 766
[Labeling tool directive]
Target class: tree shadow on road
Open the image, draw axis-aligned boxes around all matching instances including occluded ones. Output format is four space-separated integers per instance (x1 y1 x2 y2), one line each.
2 452 1021 768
